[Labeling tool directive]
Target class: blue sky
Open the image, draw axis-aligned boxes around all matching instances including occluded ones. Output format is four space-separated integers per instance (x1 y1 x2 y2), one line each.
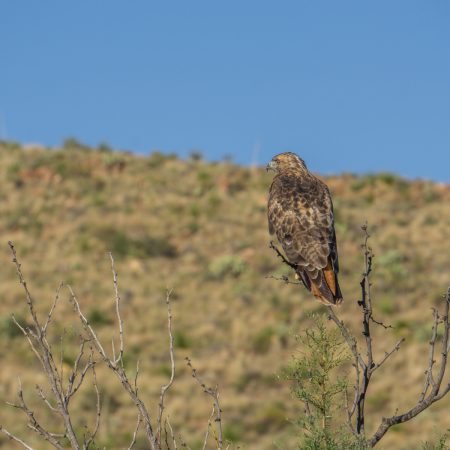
1 1 449 180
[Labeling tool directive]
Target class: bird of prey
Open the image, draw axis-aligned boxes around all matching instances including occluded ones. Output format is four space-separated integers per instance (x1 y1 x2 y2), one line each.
267 152 343 305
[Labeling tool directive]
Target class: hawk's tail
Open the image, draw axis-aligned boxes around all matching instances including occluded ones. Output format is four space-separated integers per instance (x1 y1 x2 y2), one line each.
298 259 343 306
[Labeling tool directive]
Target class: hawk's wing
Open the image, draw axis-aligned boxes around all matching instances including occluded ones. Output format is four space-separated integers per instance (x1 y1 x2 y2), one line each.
268 174 342 305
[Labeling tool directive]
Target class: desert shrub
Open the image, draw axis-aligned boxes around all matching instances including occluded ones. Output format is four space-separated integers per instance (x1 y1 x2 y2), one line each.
173 330 191 349
377 249 407 278
101 152 127 170
97 142 113 153
189 150 203 161
62 137 89 151
87 308 112 326
252 326 274 354
96 226 177 258
208 255 247 279
223 423 243 442
147 151 170 168
254 401 288 433
422 434 449 450
0 315 26 339
188 221 200 233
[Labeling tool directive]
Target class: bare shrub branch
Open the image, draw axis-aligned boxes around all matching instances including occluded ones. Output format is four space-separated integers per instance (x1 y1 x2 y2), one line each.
186 358 223 450
157 290 176 442
3 242 227 450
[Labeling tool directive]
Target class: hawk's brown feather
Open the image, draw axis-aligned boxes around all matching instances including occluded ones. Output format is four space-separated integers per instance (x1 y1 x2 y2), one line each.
267 152 343 305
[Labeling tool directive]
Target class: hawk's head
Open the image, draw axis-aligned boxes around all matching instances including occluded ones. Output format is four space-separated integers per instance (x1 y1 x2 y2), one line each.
266 152 308 174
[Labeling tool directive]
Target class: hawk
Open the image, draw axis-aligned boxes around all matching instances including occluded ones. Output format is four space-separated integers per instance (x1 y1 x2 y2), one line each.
267 152 343 305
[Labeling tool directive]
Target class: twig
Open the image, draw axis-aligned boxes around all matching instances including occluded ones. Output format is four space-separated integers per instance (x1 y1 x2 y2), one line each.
157 290 176 442
269 241 297 270
8 242 81 449
110 252 124 366
202 405 216 450
84 365 101 449
68 283 160 450
127 413 142 450
7 378 65 450
43 283 63 334
0 426 35 450
186 358 223 450
372 338 405 371
264 275 301 285
166 417 178 450
369 289 450 446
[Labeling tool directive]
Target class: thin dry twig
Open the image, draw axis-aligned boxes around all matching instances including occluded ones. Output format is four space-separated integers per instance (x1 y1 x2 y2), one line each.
0 426 35 450
68 280 160 450
166 417 178 450
127 413 142 450
109 252 124 366
368 288 450 446
157 290 176 442
186 358 223 450
202 405 216 450
6 378 65 450
264 274 302 285
84 365 101 449
7 242 81 449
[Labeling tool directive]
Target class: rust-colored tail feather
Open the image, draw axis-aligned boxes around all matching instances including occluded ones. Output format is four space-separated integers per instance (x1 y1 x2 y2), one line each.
300 259 343 306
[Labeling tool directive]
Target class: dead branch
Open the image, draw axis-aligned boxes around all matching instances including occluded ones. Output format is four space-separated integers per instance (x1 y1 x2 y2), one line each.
0 426 35 450
109 252 124 366
6 241 85 450
186 358 223 450
368 288 450 446
157 290 176 442
3 243 227 450
127 413 142 450
67 284 161 450
202 405 216 450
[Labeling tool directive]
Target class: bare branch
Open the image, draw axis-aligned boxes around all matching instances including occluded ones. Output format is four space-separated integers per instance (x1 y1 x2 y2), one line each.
35 385 59 413
369 291 450 446
9 243 81 449
264 274 302 285
186 358 223 450
202 405 216 450
9 378 65 450
0 426 35 450
269 241 297 270
68 283 160 450
84 365 101 449
127 413 142 450
157 290 176 442
110 252 125 366
166 417 178 450
372 338 405 371
43 283 63 334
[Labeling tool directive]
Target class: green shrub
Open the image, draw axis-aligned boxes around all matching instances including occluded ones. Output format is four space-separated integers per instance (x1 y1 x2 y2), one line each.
87 308 112 326
96 226 177 258
173 330 191 349
208 255 246 279
0 315 26 339
223 423 242 442
252 326 274 354
254 401 288 433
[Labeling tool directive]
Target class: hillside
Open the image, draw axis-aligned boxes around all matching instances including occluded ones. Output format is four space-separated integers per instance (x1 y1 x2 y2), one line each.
0 141 449 449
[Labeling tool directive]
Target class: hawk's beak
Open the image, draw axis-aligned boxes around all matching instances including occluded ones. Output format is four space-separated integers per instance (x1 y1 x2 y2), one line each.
266 161 277 172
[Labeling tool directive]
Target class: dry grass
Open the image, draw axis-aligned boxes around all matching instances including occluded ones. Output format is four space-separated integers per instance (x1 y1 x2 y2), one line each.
0 142 449 449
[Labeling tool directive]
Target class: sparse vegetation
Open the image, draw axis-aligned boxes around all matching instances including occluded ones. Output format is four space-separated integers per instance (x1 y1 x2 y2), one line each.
0 141 449 449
